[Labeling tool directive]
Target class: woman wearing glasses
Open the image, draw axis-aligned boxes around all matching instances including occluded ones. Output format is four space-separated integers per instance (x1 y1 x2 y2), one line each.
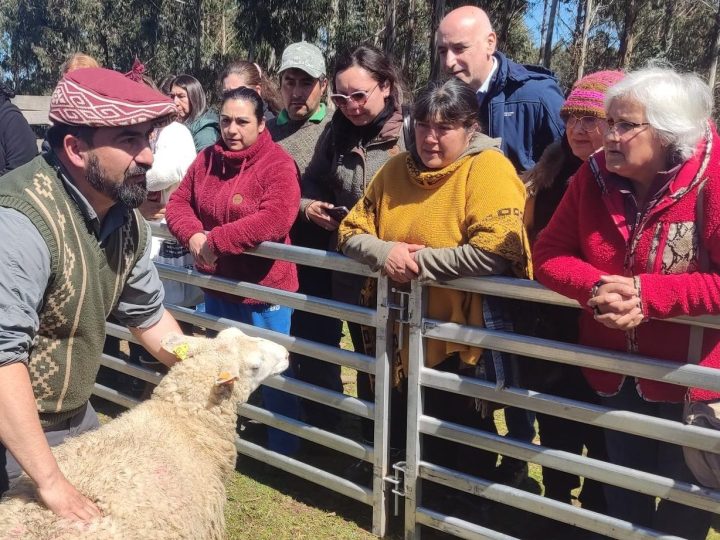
534 67 720 539
338 78 530 490
298 45 408 447
519 71 623 525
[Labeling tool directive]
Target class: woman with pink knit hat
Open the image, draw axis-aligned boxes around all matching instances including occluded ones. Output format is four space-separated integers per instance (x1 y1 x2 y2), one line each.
518 70 623 533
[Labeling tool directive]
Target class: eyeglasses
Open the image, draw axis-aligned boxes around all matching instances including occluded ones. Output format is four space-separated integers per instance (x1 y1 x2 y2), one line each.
605 119 651 136
565 115 603 132
329 84 379 108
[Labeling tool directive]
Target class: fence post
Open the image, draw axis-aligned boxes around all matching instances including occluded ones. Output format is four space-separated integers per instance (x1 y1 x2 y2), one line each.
404 280 426 539
372 275 394 536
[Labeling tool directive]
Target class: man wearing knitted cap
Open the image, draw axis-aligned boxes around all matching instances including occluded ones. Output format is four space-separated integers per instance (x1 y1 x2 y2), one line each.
0 68 183 521
437 5 564 173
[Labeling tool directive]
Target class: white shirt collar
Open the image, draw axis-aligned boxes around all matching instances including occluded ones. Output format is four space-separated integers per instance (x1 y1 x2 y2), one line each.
477 56 498 95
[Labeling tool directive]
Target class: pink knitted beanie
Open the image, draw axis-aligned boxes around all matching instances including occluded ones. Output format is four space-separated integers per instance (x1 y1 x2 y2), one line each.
560 70 624 119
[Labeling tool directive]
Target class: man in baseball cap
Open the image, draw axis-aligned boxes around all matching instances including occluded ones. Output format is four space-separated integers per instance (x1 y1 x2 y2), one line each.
0 68 183 520
267 43 343 431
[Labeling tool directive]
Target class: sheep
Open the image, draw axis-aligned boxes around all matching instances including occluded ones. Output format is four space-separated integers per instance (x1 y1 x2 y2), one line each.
0 326 289 540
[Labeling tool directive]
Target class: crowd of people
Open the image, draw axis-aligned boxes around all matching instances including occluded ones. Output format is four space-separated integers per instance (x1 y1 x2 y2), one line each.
0 4 718 540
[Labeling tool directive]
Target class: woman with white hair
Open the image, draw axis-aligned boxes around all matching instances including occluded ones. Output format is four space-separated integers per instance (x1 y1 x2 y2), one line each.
534 67 720 538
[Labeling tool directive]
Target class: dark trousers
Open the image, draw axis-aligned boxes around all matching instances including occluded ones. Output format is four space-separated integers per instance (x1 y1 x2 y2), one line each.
601 380 712 539
423 354 499 479
290 262 344 430
534 366 607 511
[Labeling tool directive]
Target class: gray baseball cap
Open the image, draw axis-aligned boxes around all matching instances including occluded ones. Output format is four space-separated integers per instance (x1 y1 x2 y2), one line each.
278 42 326 79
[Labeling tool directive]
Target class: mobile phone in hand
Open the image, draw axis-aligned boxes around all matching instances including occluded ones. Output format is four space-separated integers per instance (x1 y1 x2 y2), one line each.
326 206 349 221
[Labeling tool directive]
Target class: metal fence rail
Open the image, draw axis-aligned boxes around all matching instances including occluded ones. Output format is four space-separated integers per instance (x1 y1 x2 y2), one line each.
403 278 720 539
98 232 720 540
99 230 396 537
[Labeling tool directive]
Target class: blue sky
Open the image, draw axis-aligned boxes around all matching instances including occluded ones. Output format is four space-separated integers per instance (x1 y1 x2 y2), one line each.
524 1 576 48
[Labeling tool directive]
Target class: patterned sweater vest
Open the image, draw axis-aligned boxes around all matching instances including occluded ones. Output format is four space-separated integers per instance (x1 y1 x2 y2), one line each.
0 155 147 426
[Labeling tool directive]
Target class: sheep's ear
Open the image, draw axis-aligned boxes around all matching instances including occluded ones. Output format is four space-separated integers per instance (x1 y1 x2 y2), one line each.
161 332 204 361
215 370 240 386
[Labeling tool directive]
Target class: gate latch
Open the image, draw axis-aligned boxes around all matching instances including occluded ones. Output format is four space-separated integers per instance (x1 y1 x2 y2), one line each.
387 289 410 344
384 460 407 516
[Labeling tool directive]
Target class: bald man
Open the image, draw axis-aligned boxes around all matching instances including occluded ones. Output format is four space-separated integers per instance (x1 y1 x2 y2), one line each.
437 6 564 172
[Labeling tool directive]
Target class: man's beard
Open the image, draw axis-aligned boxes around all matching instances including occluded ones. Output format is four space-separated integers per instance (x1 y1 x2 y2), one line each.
86 154 149 208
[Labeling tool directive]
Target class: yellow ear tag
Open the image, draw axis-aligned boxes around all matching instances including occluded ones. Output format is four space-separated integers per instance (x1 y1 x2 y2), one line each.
172 343 190 361
215 371 237 386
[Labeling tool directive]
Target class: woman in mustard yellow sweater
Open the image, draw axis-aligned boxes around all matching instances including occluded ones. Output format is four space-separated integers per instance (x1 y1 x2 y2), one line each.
338 77 530 487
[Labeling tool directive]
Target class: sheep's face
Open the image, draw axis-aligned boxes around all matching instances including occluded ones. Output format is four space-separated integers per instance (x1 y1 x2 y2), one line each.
161 327 289 403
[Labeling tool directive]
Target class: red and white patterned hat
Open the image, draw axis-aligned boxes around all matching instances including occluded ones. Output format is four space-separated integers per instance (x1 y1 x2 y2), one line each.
49 67 176 127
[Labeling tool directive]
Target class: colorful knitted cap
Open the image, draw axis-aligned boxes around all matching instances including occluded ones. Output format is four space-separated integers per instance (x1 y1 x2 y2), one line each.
561 70 624 119
50 67 176 128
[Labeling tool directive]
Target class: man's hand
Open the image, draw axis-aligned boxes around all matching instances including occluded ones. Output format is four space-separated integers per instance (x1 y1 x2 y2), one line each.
383 243 425 283
36 470 101 522
305 201 340 231
0 363 100 522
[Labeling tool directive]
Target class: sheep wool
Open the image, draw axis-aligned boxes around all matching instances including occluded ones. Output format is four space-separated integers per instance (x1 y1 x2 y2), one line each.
0 327 289 540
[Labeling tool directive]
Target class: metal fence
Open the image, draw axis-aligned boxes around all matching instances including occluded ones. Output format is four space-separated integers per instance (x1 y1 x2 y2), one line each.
97 224 720 540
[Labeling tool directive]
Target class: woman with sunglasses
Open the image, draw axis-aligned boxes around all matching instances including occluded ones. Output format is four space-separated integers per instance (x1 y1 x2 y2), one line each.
297 45 408 441
534 67 720 539
517 71 623 527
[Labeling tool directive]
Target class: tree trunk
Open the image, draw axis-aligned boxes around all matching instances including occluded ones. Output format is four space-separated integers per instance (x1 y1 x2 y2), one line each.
428 0 445 81
709 0 720 91
542 0 560 67
402 0 416 73
383 0 397 56
577 0 593 80
327 0 341 64
221 5 226 57
194 0 203 73
659 0 675 56
537 0 550 64
618 0 644 68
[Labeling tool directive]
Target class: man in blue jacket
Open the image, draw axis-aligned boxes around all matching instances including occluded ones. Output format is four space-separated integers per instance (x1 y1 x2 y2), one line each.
436 5 564 490
437 5 564 173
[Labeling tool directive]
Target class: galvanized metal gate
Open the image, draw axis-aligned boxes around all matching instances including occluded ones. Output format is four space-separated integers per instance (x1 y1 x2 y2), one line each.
99 227 720 539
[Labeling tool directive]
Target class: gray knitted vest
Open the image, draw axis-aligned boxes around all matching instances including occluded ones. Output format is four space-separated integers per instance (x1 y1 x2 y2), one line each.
0 155 147 426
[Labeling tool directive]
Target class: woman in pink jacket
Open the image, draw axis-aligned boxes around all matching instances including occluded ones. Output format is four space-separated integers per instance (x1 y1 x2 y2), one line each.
534 67 720 539
166 87 300 456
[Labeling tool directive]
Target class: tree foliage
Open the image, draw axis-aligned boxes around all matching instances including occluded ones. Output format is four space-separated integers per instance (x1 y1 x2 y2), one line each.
1 0 719 111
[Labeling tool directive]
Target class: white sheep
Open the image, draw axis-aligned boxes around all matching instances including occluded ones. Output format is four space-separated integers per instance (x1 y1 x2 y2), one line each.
0 326 289 540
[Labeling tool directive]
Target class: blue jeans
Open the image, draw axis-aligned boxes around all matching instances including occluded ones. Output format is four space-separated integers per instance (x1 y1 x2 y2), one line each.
601 380 712 539
205 296 300 456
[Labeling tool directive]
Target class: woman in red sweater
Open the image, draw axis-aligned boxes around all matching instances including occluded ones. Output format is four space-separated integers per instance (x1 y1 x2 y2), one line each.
534 67 720 539
166 86 300 456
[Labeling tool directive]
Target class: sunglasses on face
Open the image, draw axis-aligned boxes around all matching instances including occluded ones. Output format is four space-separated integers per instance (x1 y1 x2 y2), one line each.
329 84 379 108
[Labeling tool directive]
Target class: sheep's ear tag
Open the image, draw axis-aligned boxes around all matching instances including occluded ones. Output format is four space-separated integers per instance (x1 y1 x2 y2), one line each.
215 371 239 386
172 343 190 361
161 332 198 360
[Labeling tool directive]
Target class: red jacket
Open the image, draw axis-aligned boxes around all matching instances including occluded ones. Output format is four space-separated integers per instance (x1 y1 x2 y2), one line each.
166 129 299 304
534 127 720 402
